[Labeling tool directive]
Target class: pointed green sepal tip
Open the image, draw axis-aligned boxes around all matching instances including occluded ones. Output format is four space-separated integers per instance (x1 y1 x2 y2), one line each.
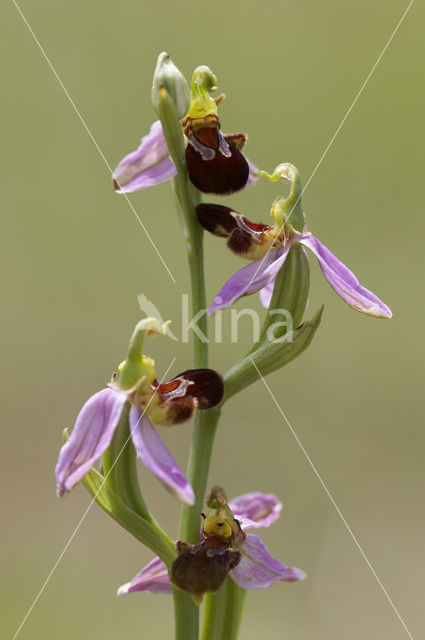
152 52 190 119
118 318 171 391
260 163 305 232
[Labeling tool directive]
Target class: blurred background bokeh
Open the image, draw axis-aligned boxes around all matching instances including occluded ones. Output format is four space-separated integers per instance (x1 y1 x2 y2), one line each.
2 1 424 638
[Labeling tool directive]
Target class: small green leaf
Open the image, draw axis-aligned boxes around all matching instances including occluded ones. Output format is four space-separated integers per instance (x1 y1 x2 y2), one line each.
158 85 187 175
102 401 152 519
249 244 310 353
82 466 176 566
224 305 323 401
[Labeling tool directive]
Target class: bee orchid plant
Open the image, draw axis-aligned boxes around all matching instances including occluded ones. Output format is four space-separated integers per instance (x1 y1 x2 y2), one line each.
56 52 391 640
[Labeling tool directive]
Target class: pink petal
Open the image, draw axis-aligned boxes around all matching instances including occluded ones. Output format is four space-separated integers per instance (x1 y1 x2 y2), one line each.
113 120 177 193
258 279 276 308
55 389 126 496
117 556 171 595
209 247 290 314
246 158 260 187
230 534 306 590
129 408 195 505
228 492 282 530
299 234 392 318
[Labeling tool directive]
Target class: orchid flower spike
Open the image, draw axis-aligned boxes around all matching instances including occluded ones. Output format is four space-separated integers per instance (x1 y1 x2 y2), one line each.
197 164 392 318
55 318 224 504
113 56 259 195
118 489 305 602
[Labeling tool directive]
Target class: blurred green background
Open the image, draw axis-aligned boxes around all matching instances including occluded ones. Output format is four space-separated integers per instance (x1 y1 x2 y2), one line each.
2 1 424 638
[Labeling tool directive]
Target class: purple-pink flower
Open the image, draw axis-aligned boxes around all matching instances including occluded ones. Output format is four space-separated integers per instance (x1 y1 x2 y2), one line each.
56 367 224 504
196 202 392 318
113 120 259 194
117 491 305 595
55 387 195 504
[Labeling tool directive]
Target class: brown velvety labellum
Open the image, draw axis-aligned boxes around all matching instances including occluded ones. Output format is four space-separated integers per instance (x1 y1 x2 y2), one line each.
227 228 254 256
156 369 224 415
197 203 273 257
186 130 249 194
226 215 272 257
169 369 225 409
164 398 195 425
171 536 240 597
196 203 238 237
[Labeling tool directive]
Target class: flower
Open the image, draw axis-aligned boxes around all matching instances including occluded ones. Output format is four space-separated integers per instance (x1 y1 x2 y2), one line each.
181 66 251 195
113 66 259 195
113 120 176 194
55 319 224 504
196 164 392 318
117 489 305 598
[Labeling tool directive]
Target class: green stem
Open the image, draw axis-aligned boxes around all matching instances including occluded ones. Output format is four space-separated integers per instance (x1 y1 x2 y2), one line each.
102 402 173 551
158 85 222 640
221 580 247 640
248 243 310 354
158 87 207 366
201 579 247 640
82 466 176 566
173 588 200 640
179 407 221 542
171 407 221 640
201 593 223 640
173 176 208 367
159 90 219 536
102 402 151 518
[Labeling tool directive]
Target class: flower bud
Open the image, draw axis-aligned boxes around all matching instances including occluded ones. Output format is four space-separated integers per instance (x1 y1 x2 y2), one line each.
152 52 190 120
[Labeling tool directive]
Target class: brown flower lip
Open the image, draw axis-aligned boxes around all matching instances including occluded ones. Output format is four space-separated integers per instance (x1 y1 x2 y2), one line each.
149 368 225 426
196 202 275 260
186 127 249 195
155 368 224 409
171 535 241 599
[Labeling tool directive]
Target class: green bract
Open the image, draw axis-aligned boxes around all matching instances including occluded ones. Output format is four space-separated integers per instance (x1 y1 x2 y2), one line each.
224 306 323 400
152 52 190 120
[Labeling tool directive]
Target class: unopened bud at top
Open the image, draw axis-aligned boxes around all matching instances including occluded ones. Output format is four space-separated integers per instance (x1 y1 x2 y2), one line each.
152 52 190 119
